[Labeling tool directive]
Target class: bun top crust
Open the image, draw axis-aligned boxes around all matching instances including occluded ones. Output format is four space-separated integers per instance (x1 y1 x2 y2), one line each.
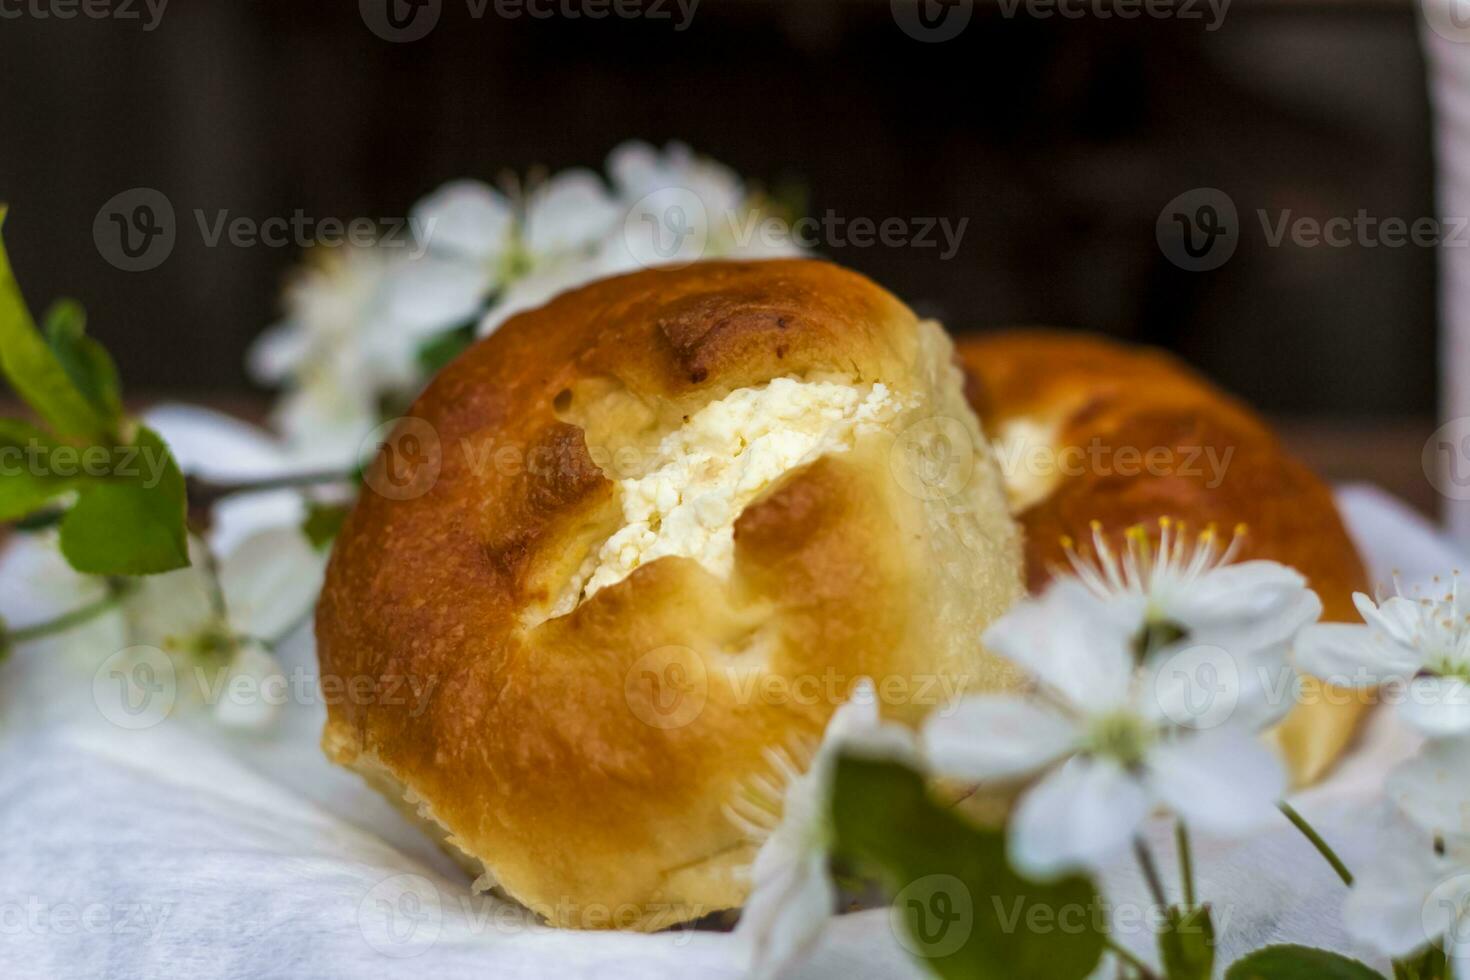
958 329 1371 784
317 260 1024 929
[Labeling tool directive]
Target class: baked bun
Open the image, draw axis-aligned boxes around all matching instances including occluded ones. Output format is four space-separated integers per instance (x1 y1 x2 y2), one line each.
316 260 1025 929
957 329 1370 786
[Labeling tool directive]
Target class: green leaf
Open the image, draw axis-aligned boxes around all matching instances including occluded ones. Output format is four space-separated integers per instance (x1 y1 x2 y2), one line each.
1160 905 1216 980
44 299 122 423
1226 945 1386 980
58 425 189 575
0 419 74 521
0 207 110 440
301 500 350 550
415 322 477 375
830 755 1105 980
1391 946 1448 980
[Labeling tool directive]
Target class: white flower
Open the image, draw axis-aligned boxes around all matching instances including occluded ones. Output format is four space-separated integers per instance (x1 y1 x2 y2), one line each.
253 147 807 464
1295 573 1470 738
1388 736 1470 841
118 526 325 730
1344 818 1470 975
1349 738 1470 972
601 140 805 276
396 171 621 340
925 573 1292 879
607 140 746 213
249 243 434 467
1064 518 1323 655
731 680 917 978
475 251 616 338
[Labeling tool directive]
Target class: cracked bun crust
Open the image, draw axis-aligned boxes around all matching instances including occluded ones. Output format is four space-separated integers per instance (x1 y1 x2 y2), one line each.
958 329 1370 786
316 260 1025 929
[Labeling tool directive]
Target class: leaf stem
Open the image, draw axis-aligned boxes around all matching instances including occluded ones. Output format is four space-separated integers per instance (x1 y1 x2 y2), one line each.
1104 936 1162 980
184 470 353 510
5 578 131 647
1133 836 1170 911
1278 801 1354 887
1176 820 1196 909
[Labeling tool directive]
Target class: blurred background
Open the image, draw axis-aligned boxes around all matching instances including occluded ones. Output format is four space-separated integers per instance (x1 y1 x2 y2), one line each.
0 0 1445 507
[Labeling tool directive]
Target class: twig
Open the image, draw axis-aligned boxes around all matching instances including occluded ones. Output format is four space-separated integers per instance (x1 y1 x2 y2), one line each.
5 578 132 647
183 470 352 511
1278 801 1354 887
1176 820 1196 909
1133 836 1170 911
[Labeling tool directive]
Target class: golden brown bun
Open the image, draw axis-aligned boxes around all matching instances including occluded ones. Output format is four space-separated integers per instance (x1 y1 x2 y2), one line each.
317 260 1025 929
957 329 1370 785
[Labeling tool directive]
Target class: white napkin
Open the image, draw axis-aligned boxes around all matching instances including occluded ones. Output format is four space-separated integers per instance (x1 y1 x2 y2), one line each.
0 407 1462 979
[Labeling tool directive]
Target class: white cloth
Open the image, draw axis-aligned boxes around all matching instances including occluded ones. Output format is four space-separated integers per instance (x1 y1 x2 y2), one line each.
0 408 1463 979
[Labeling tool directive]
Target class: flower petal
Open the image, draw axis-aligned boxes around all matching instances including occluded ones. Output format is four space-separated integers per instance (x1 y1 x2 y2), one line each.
271 380 381 471
1293 622 1419 686
142 403 293 481
923 695 1078 781
211 642 287 731
524 169 620 256
1140 640 1296 733
1008 756 1149 878
1388 738 1470 839
1147 728 1285 833
247 319 312 384
982 578 1134 711
218 527 327 642
411 179 513 260
1356 593 1424 648
385 253 493 334
0 530 111 626
606 139 665 200
807 678 919 787
735 847 835 979
122 537 217 650
1170 561 1322 649
1398 676 1470 738
1345 829 1460 958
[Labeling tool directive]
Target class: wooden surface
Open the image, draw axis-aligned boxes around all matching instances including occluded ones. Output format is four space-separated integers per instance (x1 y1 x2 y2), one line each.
1276 417 1439 518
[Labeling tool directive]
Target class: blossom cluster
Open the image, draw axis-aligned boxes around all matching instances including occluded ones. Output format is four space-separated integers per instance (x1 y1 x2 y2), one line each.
249 140 802 468
736 517 1470 978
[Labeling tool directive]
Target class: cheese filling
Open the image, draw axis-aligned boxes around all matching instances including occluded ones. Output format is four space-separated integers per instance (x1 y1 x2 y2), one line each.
557 378 902 612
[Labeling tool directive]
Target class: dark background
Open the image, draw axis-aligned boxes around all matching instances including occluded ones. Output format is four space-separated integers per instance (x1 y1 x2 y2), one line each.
0 0 1438 419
